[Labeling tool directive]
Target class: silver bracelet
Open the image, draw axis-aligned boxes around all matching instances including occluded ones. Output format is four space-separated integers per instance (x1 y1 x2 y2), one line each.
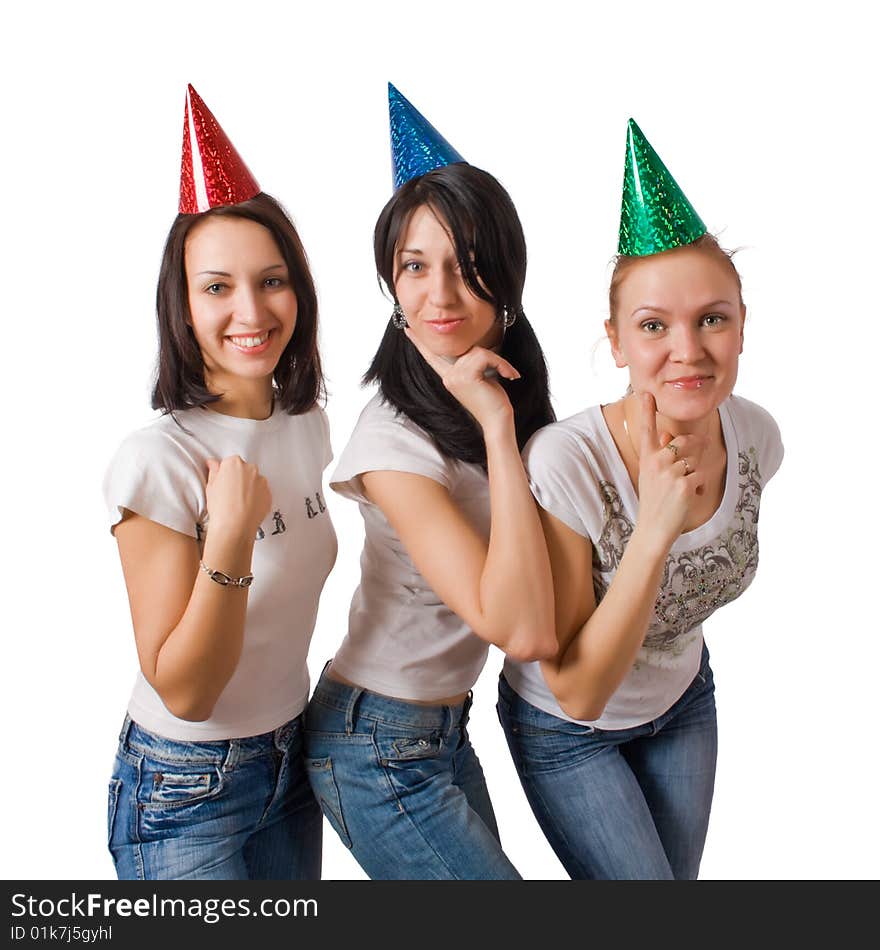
200 561 254 589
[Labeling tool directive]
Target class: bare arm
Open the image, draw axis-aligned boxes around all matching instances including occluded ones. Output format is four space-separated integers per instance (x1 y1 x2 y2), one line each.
538 509 670 720
540 394 706 720
362 336 556 663
114 455 269 721
363 433 555 662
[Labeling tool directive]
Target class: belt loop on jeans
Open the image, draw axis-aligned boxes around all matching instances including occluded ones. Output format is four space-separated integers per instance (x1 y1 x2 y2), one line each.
344 687 364 735
223 739 241 772
118 714 134 748
274 718 294 753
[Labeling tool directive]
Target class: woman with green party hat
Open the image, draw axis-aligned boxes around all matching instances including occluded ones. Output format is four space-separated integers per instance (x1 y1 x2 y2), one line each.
497 119 783 879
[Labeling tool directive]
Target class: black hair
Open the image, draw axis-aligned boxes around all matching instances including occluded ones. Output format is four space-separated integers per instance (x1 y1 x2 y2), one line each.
366 163 554 465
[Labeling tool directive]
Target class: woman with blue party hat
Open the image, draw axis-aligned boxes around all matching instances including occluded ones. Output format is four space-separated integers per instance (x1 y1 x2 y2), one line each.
497 119 783 879
304 84 556 880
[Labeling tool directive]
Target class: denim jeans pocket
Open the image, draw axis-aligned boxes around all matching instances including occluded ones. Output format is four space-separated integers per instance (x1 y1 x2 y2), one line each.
500 702 604 776
514 726 607 775
376 733 447 812
137 760 224 812
107 778 122 849
382 734 443 764
148 769 223 807
505 718 581 739
306 756 352 850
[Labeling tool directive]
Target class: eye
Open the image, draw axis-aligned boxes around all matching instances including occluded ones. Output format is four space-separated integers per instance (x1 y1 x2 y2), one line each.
640 319 665 333
701 313 726 327
204 282 226 295
263 276 285 289
402 260 423 274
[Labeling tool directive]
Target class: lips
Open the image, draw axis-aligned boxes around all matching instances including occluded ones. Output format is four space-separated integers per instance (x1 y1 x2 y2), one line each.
666 375 712 390
426 318 465 334
226 329 274 354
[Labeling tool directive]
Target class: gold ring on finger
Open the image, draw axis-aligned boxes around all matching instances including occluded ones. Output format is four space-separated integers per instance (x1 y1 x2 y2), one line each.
665 442 679 458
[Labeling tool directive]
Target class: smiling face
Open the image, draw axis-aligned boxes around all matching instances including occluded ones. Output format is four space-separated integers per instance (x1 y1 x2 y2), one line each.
393 204 501 359
606 243 745 424
184 216 297 397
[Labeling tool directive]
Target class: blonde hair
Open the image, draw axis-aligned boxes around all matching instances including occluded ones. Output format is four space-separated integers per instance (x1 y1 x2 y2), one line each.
608 233 744 323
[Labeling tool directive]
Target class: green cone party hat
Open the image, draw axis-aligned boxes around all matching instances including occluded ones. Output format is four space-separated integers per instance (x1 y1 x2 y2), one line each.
618 118 706 256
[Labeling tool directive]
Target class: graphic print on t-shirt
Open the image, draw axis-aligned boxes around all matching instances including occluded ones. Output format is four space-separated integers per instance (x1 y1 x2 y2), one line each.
197 510 289 543
271 510 286 535
592 448 765 657
305 490 327 520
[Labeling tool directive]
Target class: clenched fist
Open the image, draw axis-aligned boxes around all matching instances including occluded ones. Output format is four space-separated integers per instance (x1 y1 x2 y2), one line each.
205 455 271 541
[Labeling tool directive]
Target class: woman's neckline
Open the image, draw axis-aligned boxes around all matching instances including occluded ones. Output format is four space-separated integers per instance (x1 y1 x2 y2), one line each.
592 398 738 550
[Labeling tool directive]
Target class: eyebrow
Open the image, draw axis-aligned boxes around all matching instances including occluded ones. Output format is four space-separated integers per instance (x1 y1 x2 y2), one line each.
196 264 286 277
396 248 423 256
631 299 734 318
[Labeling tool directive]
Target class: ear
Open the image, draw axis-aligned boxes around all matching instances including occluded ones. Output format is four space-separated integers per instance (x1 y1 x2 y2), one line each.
739 305 746 354
605 318 627 368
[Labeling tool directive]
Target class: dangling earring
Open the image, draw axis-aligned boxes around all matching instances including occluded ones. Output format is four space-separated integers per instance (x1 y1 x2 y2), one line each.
501 306 518 330
391 303 408 329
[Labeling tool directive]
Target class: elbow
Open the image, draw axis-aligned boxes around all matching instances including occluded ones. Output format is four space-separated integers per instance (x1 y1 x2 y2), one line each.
166 700 215 723
169 705 214 722
145 657 220 722
161 690 216 722
149 678 216 723
556 693 606 723
547 669 607 721
502 627 559 664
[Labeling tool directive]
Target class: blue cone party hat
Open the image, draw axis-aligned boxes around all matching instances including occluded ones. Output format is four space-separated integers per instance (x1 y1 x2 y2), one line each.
388 83 466 190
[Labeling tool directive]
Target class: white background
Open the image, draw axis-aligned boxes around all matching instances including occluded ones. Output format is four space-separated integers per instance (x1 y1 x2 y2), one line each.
3 0 877 880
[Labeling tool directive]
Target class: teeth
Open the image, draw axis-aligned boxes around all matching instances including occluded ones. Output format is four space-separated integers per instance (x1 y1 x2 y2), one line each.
229 333 268 348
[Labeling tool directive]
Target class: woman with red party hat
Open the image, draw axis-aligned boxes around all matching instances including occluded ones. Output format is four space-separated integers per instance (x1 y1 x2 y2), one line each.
103 85 336 880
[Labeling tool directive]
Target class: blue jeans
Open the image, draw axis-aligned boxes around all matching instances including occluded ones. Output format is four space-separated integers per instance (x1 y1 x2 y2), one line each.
497 646 718 880
108 714 322 880
304 671 521 880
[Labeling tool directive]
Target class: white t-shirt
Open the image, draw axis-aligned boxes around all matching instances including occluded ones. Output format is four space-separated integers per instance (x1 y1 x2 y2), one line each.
504 394 783 730
329 393 491 701
104 403 337 741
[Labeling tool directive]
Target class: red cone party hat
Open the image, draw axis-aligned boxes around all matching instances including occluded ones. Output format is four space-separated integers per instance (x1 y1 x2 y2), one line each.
179 84 260 214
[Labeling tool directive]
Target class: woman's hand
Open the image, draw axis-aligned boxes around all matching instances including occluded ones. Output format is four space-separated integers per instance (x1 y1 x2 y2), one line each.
404 328 520 435
634 393 706 549
205 455 271 541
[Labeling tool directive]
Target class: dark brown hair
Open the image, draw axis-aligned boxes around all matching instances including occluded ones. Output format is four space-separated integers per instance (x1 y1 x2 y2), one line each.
608 233 744 322
366 163 554 466
152 192 324 414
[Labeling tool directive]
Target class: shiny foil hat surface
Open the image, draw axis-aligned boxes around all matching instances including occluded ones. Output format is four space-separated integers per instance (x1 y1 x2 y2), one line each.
388 83 466 191
618 118 706 256
179 84 260 214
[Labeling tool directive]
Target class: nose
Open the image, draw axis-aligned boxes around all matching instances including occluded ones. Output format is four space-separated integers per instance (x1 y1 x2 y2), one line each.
669 323 705 363
426 265 460 310
231 285 263 326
